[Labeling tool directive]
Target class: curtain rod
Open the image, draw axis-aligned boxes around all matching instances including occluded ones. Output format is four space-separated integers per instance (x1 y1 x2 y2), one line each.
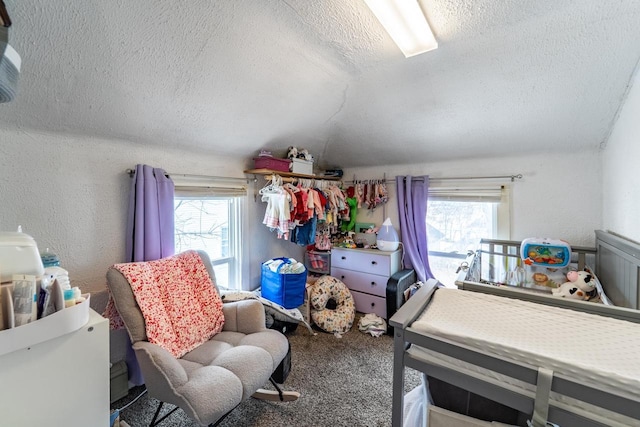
421 174 523 182
345 173 523 184
126 169 249 182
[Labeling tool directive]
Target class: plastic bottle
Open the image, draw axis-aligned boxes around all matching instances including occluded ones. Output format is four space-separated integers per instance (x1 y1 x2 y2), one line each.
72 286 85 304
63 289 76 308
40 248 61 268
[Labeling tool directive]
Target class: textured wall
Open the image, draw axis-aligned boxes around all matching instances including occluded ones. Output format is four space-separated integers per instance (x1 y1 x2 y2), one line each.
0 127 608 295
602 66 640 242
0 129 249 294
344 149 602 247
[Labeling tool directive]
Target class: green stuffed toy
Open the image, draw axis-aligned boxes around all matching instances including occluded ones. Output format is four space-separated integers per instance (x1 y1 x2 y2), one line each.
341 197 358 232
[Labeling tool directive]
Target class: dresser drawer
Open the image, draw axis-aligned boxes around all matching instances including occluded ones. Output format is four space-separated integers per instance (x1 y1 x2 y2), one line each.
331 248 400 277
331 267 387 298
351 291 386 318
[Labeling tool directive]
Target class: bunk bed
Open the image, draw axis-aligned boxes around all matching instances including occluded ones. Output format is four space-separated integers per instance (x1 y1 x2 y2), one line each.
390 230 640 427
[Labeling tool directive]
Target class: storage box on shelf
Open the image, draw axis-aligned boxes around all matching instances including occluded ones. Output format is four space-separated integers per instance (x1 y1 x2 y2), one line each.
291 158 313 175
330 247 401 319
253 157 291 172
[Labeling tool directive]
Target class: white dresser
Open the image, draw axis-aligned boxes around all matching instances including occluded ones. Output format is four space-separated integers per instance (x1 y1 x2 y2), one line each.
331 247 401 319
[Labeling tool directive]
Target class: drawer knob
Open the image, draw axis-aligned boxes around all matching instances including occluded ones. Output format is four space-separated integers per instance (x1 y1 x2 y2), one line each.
370 282 376 286
371 303 375 307
371 261 377 265
341 256 346 260
341 275 345 280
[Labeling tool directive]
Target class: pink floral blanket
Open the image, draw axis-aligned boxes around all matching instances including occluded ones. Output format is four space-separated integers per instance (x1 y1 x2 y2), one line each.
108 250 224 358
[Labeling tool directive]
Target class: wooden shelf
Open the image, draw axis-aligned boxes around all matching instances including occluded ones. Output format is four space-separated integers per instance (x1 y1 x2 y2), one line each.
244 168 341 181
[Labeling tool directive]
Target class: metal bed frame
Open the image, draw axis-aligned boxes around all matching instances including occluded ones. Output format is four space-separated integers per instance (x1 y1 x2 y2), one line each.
390 230 640 427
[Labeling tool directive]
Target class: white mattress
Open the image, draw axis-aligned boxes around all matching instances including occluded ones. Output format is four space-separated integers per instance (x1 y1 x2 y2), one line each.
411 289 640 403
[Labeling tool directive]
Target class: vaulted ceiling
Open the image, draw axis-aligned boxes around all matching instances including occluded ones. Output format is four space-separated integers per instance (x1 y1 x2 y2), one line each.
2 1 640 169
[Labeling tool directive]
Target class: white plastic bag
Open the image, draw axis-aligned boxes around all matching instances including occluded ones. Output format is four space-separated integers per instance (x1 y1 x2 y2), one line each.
404 374 431 427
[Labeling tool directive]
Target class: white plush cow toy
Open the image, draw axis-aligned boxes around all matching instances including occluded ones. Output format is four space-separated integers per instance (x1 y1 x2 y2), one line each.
551 269 598 301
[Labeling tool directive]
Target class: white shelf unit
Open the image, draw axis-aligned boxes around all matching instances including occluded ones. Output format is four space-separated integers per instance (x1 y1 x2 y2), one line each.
0 308 110 426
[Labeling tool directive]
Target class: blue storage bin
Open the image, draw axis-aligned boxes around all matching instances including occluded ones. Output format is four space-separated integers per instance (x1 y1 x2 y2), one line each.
261 258 307 309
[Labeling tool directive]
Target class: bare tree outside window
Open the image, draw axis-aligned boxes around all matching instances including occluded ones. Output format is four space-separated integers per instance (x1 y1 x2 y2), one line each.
427 200 495 286
174 199 229 258
174 198 235 288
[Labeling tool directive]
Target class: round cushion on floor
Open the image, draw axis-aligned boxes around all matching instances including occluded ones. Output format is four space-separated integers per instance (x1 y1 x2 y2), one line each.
309 276 355 334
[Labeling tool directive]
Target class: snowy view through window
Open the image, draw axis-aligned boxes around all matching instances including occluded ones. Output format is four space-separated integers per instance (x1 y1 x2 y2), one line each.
174 197 493 288
174 198 232 288
427 200 495 286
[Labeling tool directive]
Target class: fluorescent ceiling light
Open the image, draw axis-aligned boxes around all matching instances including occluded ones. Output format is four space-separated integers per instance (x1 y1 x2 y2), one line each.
364 0 438 57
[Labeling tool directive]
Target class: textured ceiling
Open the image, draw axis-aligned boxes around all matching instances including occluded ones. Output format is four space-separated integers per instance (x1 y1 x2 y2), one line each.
2 0 640 169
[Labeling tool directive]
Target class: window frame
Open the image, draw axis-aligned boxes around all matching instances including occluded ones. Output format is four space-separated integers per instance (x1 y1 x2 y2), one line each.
426 184 511 284
173 183 246 290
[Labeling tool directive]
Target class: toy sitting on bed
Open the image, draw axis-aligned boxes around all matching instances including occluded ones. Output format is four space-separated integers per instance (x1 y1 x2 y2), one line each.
521 238 601 302
552 269 599 301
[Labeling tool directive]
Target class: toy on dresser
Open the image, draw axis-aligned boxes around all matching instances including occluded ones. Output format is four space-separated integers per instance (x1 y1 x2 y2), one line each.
552 269 599 301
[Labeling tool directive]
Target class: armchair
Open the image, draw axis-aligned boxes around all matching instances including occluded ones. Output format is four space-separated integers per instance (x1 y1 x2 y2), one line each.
106 250 298 426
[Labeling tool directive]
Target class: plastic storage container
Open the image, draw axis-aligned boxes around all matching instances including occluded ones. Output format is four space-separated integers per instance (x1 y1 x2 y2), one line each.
253 157 291 172
304 250 330 275
261 258 307 309
0 232 45 283
291 158 313 175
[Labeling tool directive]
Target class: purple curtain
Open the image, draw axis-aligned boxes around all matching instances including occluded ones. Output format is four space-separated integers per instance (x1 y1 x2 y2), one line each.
124 164 175 385
396 175 435 283
126 164 175 262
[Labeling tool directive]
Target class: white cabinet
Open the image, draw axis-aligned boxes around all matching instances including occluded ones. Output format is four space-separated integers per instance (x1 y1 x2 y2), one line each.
0 309 109 427
331 247 401 319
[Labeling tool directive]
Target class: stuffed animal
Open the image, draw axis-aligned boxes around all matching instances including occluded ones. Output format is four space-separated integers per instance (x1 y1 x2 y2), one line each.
551 269 598 301
298 148 313 162
340 197 358 232
287 146 298 160
287 146 314 162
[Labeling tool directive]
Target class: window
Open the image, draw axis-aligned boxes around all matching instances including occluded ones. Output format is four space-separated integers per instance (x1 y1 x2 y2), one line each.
173 181 246 290
427 185 510 287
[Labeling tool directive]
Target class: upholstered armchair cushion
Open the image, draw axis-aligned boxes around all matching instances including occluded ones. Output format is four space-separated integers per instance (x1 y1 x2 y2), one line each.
111 251 225 358
106 251 290 426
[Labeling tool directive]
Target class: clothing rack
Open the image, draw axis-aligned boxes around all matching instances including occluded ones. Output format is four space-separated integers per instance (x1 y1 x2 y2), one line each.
344 173 391 219
349 172 388 185
345 173 523 184
262 174 343 188
255 174 343 202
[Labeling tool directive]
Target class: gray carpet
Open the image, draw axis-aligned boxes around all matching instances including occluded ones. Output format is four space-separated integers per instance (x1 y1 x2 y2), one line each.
111 318 421 427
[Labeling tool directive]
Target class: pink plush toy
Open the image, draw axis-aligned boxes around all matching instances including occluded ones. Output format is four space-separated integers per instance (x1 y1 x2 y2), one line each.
551 269 598 300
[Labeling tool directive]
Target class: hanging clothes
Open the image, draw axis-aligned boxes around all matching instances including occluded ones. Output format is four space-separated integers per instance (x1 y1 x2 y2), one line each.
292 214 317 246
260 177 291 239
